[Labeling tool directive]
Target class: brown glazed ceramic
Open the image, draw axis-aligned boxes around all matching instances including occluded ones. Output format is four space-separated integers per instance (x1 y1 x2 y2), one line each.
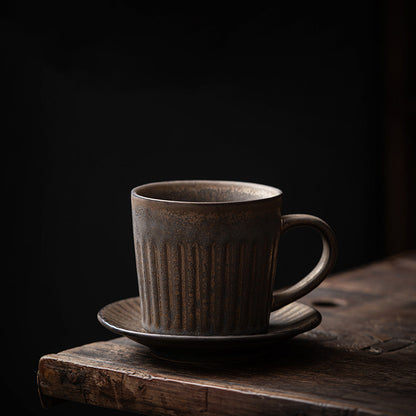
97 297 322 352
131 180 337 336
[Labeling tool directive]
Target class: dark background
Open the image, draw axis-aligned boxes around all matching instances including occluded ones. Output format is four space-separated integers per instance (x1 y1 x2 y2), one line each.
3 2 415 415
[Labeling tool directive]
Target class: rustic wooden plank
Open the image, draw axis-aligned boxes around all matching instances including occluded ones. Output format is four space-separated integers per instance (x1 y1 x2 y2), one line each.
38 337 416 416
38 252 416 416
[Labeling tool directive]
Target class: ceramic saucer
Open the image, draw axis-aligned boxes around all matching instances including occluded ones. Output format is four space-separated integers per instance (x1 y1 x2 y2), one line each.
97 297 321 353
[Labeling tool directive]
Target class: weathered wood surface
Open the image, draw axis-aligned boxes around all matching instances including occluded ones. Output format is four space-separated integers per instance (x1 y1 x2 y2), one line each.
38 252 416 416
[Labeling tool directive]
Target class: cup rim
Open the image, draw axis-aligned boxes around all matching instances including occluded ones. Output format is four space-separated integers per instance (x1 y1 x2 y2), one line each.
131 180 283 205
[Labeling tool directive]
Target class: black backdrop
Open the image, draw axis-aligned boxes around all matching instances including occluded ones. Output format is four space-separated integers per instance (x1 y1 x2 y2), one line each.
4 2 386 414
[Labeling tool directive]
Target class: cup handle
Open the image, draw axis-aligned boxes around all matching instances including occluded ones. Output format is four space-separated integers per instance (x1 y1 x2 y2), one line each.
271 214 337 311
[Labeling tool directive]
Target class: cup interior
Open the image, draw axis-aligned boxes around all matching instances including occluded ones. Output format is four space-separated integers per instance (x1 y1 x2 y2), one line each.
133 180 281 203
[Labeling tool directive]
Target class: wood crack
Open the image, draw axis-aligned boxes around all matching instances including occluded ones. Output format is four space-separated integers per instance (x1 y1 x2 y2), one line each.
361 338 415 354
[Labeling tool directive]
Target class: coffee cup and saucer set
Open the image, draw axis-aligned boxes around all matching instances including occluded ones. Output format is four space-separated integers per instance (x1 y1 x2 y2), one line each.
98 180 337 358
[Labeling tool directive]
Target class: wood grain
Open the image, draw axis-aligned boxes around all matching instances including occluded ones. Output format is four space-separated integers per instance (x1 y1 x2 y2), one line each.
38 252 416 416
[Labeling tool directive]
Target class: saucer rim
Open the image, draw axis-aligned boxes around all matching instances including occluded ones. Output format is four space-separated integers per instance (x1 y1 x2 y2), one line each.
97 297 321 345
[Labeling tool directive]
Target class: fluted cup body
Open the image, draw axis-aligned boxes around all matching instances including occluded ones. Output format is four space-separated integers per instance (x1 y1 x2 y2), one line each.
131 180 282 336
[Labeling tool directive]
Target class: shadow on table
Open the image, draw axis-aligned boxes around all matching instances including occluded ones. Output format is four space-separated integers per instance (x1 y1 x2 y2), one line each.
125 337 345 376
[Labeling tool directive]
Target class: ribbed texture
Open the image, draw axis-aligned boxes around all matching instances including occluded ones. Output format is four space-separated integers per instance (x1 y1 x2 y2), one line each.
135 238 278 335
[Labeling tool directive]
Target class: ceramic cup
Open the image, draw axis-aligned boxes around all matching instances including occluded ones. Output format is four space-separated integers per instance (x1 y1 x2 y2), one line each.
131 180 337 336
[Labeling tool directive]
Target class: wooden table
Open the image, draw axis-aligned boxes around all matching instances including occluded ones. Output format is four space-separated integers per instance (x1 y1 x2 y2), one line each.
38 252 416 416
